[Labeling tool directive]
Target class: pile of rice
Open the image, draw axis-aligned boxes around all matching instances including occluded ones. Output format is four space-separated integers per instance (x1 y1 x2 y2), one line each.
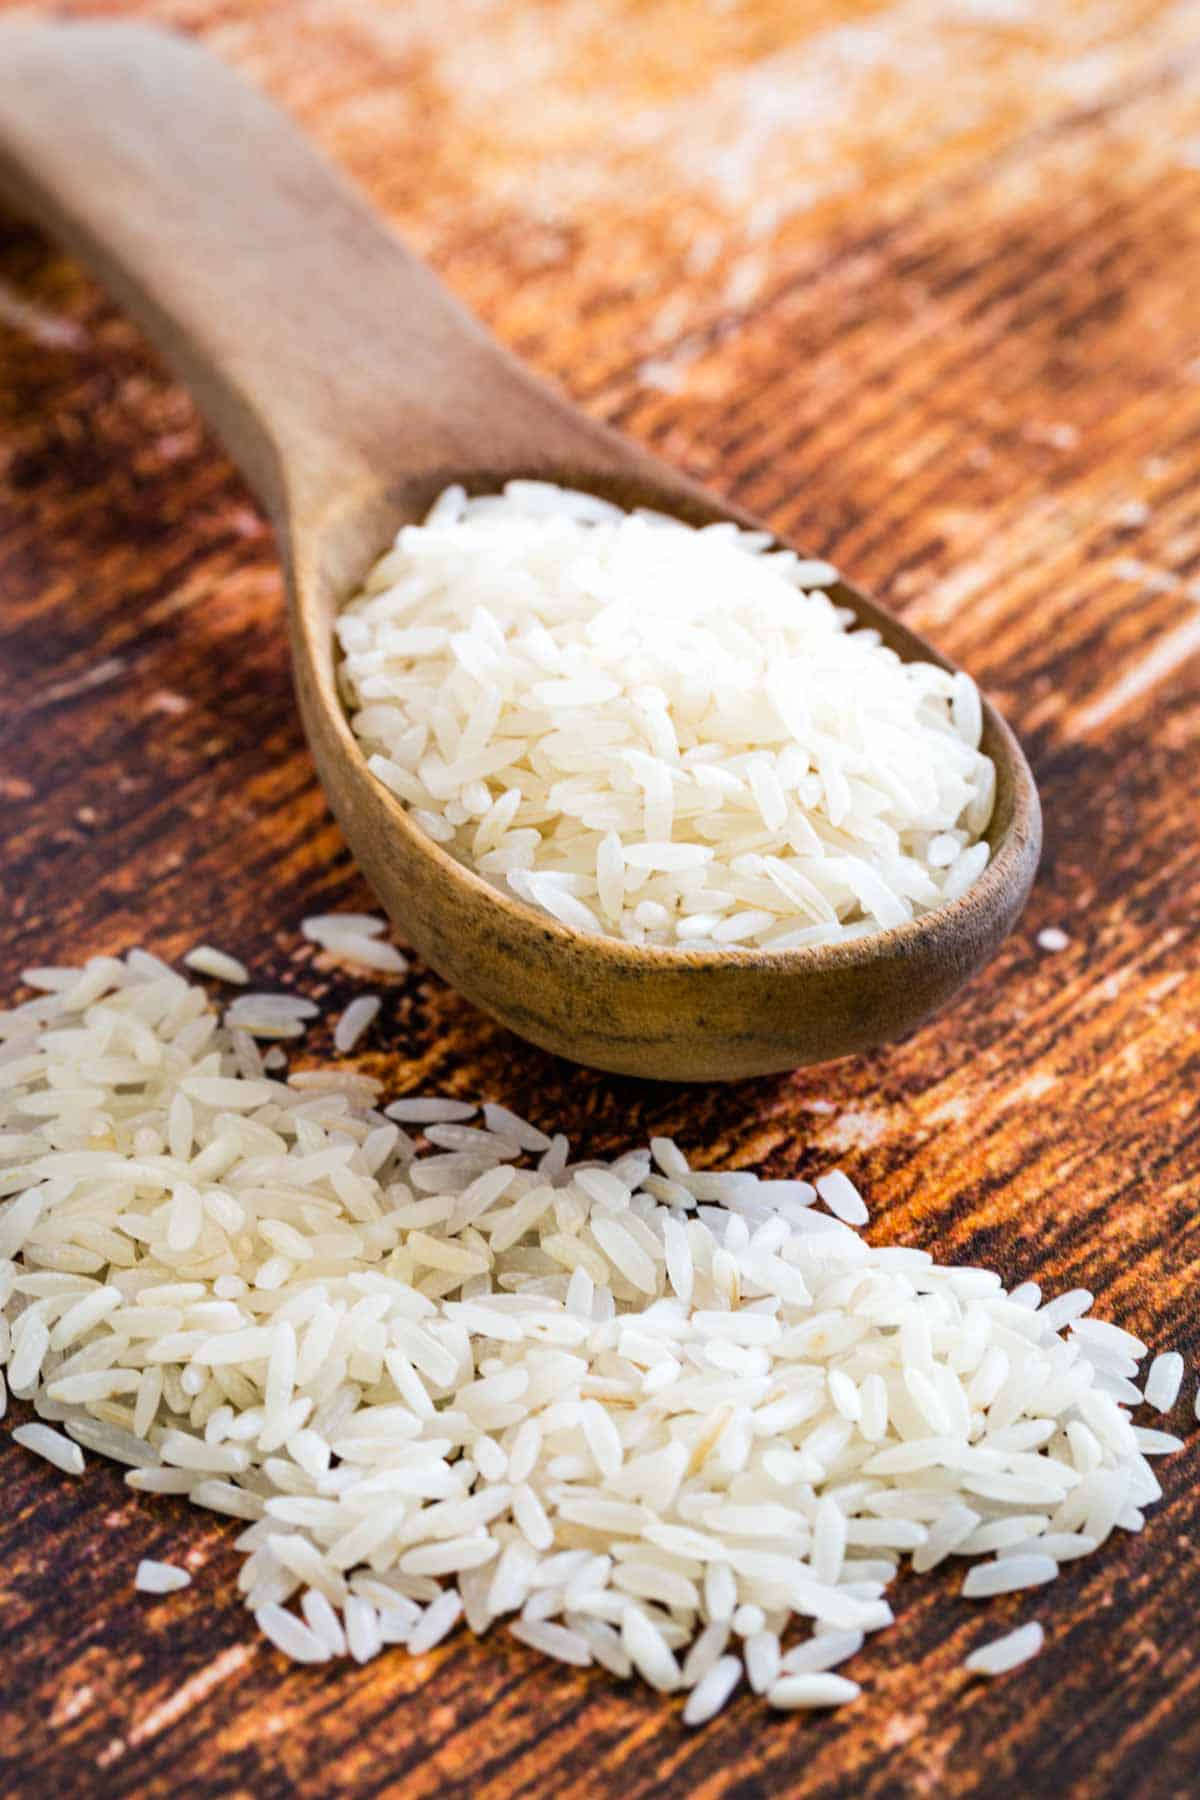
0 953 1186 1721
336 483 996 949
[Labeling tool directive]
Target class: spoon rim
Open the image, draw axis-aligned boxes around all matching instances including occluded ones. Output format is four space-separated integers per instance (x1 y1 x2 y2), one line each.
340 707 1036 973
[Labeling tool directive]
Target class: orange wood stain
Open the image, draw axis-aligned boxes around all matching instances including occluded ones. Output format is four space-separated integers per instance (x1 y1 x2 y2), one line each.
0 1 1197 1793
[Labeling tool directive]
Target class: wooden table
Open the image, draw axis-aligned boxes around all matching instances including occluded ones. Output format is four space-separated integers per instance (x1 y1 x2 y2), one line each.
1 1 1198 1794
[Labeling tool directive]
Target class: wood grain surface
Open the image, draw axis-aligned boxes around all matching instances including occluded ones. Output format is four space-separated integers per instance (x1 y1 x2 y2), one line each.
1 1 1198 1795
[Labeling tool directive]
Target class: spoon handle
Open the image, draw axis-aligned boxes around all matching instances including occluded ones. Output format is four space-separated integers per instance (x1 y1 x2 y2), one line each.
0 22 605 523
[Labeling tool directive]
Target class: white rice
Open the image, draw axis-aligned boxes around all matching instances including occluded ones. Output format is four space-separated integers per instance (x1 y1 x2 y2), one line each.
681 1620 730 1688
183 946 250 985
510 1618 592 1666
225 993 320 1040
683 1655 743 1726
302 915 408 975
964 1621 1044 1676
336 483 996 950
406 1590 463 1655
256 1604 329 1664
961 1556 1058 1598
745 1630 782 1693
345 1595 383 1664
136 1559 192 1594
767 1672 861 1709
1036 928 1070 952
0 949 1187 1723
1143 1351 1183 1413
13 1421 85 1476
385 1097 477 1124
1072 1318 1148 1359
815 1170 869 1226
334 996 381 1055
302 1589 347 1656
1132 1428 1184 1456
622 1605 681 1691
779 1630 864 1676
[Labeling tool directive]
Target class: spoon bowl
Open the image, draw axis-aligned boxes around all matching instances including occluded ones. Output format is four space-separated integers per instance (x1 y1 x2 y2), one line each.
0 23 1040 1079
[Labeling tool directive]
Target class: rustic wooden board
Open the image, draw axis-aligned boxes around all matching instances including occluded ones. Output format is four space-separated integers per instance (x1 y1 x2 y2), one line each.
1 0 1198 1794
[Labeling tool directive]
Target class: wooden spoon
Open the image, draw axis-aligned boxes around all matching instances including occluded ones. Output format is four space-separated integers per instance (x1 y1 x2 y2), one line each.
0 23 1040 1081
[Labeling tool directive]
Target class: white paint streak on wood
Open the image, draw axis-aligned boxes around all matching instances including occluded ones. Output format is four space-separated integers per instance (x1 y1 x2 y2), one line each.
49 1682 95 1729
815 1108 891 1152
127 1644 254 1747
0 279 88 349
33 658 127 710
1009 1069 1059 1105
1072 613 1200 735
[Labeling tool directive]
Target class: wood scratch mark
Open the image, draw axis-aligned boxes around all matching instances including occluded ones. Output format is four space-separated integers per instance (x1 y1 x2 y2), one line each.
812 1108 892 1152
127 1643 254 1747
1072 614 1200 735
96 1737 126 1770
49 1682 95 1729
0 281 89 351
25 658 128 710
